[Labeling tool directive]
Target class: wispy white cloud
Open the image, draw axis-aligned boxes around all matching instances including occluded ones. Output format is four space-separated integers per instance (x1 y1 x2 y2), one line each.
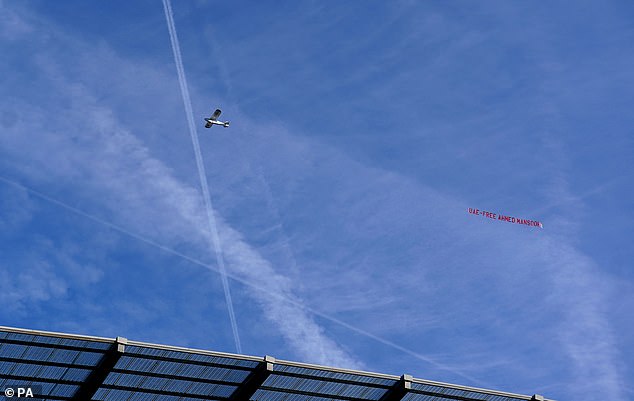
198 104 627 394
199 10 629 392
0 2 32 40
3 103 363 367
550 247 623 400
0 234 106 317
532 154 626 399
1 3 630 398
0 260 67 312
181 28 628 391
0 7 363 368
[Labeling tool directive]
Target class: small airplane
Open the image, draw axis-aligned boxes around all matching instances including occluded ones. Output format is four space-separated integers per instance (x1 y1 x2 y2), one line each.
204 109 230 128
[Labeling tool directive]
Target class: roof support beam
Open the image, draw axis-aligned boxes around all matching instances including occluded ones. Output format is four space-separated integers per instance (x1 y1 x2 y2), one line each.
229 355 274 401
379 374 412 401
71 336 127 401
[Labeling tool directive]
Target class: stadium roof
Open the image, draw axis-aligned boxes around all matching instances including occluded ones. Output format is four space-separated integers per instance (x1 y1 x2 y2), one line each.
0 326 552 401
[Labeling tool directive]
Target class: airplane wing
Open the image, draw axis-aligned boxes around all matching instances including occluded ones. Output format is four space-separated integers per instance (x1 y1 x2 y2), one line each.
209 109 222 121
205 121 213 128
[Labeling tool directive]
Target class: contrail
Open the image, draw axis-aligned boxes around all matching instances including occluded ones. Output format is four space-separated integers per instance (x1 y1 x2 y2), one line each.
161 0 241 353
158 3 481 382
0 174 490 387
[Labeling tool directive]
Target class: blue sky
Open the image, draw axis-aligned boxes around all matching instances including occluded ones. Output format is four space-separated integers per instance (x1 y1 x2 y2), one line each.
1 1 633 399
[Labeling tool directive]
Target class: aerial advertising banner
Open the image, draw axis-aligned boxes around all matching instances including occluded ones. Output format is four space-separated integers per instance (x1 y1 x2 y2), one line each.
467 208 543 229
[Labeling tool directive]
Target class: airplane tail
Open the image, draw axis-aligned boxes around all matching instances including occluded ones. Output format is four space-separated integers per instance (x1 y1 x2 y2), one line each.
224 121 230 127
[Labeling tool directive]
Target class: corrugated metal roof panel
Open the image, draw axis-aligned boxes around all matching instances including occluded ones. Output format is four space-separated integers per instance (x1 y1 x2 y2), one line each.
0 326 550 401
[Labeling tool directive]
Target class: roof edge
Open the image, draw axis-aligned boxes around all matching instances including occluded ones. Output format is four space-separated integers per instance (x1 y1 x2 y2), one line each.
0 325 555 401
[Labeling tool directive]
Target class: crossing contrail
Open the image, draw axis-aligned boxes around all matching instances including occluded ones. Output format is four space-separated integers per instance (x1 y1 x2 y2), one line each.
161 0 241 353
0 174 490 387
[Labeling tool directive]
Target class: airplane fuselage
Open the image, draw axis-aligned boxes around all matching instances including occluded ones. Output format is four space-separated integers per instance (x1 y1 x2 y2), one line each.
204 119 230 128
